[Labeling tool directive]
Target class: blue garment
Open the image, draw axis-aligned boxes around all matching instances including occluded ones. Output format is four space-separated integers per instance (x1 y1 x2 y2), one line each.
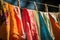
38 13 53 40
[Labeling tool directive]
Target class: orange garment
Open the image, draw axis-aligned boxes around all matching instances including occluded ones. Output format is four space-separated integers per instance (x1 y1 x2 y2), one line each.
8 4 19 40
14 6 25 40
49 14 60 40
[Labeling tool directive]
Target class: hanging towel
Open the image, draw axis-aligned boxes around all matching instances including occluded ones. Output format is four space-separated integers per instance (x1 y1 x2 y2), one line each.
33 10 41 40
22 8 33 40
49 13 60 40
40 12 54 40
14 6 25 40
8 4 20 40
22 8 39 40
38 12 53 40
3 2 11 40
27 9 39 40
0 2 9 40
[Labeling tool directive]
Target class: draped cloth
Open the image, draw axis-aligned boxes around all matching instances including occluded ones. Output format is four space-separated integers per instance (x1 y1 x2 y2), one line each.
40 12 54 40
49 13 60 40
14 6 25 40
38 12 53 40
22 8 39 40
9 4 20 40
33 10 41 40
0 2 10 40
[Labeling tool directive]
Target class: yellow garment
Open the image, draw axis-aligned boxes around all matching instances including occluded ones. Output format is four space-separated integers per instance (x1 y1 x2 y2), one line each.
33 10 41 40
8 4 19 40
3 2 10 40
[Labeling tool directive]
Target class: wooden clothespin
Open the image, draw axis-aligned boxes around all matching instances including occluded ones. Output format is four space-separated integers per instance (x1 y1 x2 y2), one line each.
34 1 38 11
18 0 20 7
0 0 4 15
57 4 60 24
59 4 60 12
45 4 48 12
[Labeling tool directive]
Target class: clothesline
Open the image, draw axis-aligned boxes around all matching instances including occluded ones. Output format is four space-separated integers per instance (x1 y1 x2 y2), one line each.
0 0 60 12
20 1 59 8
1 0 60 8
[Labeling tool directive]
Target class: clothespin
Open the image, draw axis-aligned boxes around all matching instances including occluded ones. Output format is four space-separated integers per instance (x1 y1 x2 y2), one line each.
45 4 48 12
0 0 4 15
18 0 20 8
59 4 60 12
0 0 3 9
34 1 38 11
57 4 60 24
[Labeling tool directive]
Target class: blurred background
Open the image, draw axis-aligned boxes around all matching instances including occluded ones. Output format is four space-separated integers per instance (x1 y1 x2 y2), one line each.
5 0 60 12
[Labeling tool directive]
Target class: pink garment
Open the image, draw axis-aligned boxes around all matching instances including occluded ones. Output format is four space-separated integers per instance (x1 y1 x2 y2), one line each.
22 8 39 40
22 8 33 40
27 9 39 40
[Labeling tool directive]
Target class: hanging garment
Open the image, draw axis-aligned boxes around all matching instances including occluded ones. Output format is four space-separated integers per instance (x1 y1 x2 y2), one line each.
8 4 20 40
3 2 11 40
49 13 60 40
27 9 39 40
14 6 25 40
38 12 53 40
40 12 54 40
0 2 8 40
22 8 33 40
22 8 39 40
33 10 41 40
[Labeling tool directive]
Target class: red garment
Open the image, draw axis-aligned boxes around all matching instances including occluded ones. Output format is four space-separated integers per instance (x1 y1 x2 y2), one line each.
49 14 60 40
22 8 39 40
22 8 33 40
14 6 25 40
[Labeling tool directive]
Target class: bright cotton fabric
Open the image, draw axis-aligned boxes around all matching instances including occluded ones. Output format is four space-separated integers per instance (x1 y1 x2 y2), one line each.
22 8 33 40
8 4 20 40
33 10 41 40
40 12 54 40
0 2 10 40
38 12 53 40
14 6 25 40
22 8 39 40
49 13 60 40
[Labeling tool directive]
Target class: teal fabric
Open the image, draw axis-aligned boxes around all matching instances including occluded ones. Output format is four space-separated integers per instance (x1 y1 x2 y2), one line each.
43 13 54 40
38 12 53 40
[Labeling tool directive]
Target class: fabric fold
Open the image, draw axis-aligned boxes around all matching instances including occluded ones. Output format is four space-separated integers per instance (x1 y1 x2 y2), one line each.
14 6 25 40
49 13 60 40
8 4 20 40
22 8 39 40
38 12 53 40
